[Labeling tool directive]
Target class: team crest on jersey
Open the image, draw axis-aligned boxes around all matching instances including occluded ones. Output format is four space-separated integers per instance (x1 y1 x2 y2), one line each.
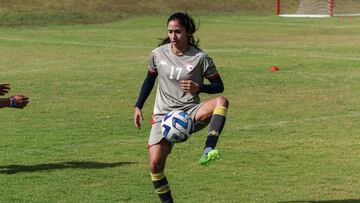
186 62 194 71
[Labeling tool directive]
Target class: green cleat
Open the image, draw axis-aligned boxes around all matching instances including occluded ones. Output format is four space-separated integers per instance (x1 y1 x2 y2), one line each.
199 149 220 166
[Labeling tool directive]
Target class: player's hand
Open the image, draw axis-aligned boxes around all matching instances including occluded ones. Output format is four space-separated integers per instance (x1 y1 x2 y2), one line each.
12 95 29 109
180 80 200 94
134 107 144 129
0 84 10 96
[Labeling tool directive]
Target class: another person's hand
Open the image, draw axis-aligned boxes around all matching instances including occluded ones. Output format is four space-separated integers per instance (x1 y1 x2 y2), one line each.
10 95 29 109
0 84 10 96
180 80 200 94
134 107 144 129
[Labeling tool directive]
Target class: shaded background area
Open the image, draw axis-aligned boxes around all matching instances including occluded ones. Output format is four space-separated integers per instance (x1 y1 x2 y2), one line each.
0 0 276 26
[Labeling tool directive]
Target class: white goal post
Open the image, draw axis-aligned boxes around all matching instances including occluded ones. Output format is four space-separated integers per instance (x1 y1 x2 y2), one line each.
277 0 360 17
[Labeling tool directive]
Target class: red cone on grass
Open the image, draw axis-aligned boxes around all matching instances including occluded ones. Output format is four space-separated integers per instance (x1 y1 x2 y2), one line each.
271 66 280 72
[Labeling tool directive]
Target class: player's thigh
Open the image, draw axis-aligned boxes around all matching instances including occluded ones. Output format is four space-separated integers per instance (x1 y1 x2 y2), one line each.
195 96 228 122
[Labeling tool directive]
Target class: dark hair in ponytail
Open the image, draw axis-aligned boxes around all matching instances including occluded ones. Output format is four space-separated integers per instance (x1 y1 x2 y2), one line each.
158 12 200 49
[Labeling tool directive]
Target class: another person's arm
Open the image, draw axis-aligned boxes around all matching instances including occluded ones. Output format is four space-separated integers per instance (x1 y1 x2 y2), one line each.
0 84 10 96
0 95 29 109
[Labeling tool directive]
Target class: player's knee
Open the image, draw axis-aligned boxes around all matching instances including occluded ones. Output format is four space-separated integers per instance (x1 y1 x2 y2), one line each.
216 96 229 107
149 160 164 173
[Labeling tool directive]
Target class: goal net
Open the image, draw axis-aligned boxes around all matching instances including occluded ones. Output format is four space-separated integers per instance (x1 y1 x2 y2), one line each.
277 0 360 17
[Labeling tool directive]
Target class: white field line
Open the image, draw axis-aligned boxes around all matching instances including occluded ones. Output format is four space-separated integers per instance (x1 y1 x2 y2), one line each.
238 111 360 130
0 60 145 74
0 36 153 49
206 19 360 28
206 48 360 61
1 36 358 62
304 54 360 61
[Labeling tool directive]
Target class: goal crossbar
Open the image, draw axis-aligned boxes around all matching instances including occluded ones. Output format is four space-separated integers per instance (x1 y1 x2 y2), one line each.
278 14 331 17
277 0 360 17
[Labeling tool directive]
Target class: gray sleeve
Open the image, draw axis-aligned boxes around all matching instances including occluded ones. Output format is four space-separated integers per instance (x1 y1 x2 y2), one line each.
148 51 157 71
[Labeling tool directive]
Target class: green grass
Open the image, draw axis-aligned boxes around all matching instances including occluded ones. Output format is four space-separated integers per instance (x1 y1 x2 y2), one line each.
1 14 360 202
0 0 275 26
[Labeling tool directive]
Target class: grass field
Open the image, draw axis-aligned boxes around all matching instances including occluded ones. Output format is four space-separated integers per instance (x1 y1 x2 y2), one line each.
1 14 360 202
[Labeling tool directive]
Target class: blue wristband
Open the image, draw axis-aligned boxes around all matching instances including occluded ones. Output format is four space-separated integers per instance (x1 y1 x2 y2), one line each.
10 97 16 108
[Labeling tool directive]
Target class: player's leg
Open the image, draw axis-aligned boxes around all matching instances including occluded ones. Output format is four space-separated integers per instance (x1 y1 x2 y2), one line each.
195 96 229 166
149 139 173 203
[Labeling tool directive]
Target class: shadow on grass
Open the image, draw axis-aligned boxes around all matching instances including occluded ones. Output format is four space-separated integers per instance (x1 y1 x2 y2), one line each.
279 200 360 203
0 161 137 174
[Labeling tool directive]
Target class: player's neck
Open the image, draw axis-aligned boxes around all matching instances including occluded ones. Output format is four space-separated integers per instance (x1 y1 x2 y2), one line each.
171 44 190 56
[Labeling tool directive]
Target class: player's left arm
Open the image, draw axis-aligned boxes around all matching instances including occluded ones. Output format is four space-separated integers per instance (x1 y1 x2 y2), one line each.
198 54 224 94
180 54 224 94
199 73 224 94
180 73 224 94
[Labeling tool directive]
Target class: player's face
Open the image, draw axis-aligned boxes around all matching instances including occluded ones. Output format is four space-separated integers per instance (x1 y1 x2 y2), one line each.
167 20 189 52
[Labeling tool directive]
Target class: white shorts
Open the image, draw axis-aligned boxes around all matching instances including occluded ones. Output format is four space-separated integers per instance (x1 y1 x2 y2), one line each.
148 102 209 147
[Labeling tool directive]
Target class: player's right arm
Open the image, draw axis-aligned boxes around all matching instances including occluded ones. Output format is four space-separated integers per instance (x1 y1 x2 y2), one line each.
134 69 158 129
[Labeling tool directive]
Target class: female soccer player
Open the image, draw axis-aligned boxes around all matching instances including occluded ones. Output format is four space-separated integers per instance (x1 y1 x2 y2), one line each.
133 12 229 202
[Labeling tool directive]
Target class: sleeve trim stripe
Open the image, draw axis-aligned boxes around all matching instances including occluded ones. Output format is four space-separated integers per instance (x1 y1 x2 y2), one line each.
148 69 158 76
206 73 220 80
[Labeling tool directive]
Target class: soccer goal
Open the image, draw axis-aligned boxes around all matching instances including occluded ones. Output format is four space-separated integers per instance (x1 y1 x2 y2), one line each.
277 0 360 17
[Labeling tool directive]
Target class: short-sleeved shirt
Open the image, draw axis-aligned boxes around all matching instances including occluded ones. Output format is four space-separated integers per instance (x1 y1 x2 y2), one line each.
148 43 218 123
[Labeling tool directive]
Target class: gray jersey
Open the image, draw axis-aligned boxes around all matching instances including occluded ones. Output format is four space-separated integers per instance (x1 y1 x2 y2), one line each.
148 44 218 122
